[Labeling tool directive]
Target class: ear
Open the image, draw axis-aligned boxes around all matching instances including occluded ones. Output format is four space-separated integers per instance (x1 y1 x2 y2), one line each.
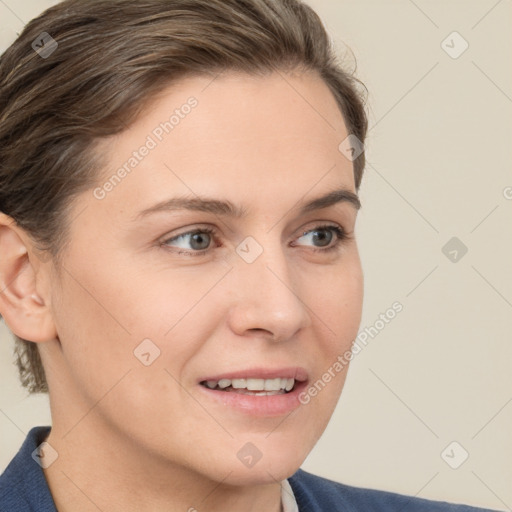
0 212 57 342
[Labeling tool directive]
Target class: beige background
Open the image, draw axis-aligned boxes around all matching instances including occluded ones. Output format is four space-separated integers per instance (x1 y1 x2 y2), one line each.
1 0 511 510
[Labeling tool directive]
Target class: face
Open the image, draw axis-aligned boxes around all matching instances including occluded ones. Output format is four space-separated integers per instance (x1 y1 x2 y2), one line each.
44 70 363 485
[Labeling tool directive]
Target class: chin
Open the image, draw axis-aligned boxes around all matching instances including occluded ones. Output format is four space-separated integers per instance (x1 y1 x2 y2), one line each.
218 459 305 487
203 437 310 486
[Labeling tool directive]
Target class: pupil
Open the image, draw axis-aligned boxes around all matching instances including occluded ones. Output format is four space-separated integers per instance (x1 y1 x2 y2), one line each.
191 232 210 250
312 229 332 247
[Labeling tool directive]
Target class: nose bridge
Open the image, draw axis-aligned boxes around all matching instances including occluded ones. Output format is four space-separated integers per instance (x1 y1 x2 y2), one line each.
227 237 311 339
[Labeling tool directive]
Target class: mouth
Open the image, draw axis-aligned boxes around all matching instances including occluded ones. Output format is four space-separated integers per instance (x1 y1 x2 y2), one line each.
197 367 308 416
199 377 297 396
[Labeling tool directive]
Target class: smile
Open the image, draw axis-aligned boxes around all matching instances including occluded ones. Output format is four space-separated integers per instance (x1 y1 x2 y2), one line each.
197 368 309 416
200 377 295 395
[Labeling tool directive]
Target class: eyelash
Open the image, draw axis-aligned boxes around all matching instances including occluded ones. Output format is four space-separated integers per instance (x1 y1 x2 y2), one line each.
160 224 350 257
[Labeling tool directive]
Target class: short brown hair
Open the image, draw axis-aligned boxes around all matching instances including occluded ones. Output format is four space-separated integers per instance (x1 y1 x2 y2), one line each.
0 0 368 393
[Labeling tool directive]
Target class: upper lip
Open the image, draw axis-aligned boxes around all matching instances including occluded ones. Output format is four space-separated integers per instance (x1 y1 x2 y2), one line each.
199 367 308 383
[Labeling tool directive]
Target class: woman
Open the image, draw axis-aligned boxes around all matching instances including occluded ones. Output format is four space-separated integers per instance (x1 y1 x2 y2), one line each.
0 0 500 510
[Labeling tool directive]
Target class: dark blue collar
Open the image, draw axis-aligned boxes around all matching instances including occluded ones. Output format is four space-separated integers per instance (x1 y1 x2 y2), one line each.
0 425 57 511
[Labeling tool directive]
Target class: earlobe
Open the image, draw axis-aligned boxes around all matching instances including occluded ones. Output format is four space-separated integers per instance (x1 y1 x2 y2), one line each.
0 213 57 343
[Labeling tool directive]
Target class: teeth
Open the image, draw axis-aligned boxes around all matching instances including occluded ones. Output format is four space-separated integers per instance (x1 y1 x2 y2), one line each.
218 379 231 389
203 377 296 392
246 378 265 391
265 378 282 391
232 378 246 389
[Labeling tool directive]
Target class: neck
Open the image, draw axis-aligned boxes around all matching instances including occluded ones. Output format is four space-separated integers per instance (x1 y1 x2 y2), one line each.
43 418 283 512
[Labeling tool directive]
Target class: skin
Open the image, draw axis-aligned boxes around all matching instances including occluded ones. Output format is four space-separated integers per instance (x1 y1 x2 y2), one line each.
0 70 363 512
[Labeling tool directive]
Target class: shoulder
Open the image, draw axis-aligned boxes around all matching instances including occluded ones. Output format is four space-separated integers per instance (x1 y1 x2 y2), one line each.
288 468 501 512
0 426 56 512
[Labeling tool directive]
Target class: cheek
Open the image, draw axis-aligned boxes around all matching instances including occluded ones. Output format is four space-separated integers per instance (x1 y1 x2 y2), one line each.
126 258 232 333
51 274 138 407
306 255 364 345
296 255 363 407
51 264 218 447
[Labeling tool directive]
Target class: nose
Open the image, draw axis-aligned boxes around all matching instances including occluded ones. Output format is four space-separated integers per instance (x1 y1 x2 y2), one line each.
226 243 312 342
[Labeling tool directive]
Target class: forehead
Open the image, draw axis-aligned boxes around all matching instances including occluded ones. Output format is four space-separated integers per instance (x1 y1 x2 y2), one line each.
87 71 355 222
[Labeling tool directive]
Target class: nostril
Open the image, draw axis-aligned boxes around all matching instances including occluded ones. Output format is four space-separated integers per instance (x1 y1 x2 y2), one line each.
248 328 275 338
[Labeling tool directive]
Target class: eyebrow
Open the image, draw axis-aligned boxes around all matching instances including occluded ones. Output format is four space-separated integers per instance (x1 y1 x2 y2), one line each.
133 187 360 221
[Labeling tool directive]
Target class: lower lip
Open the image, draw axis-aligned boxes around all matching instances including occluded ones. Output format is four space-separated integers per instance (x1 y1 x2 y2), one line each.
197 381 308 417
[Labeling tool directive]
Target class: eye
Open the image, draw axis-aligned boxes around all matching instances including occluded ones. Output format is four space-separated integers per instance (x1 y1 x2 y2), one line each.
160 223 349 257
294 224 348 252
161 227 217 256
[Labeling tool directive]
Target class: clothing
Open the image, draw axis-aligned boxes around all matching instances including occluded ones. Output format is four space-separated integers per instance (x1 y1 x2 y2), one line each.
0 427 55 511
282 478 299 511
287 468 501 511
0 426 500 512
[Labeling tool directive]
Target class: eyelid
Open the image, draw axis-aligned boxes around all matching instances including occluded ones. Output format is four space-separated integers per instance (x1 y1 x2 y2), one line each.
293 223 349 251
160 225 218 250
160 221 349 256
